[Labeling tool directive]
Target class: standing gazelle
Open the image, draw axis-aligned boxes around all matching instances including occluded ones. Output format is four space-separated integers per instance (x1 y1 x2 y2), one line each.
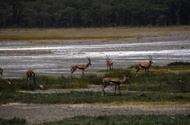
105 55 113 71
102 75 130 96
26 69 36 86
70 57 91 75
135 55 153 76
0 67 3 80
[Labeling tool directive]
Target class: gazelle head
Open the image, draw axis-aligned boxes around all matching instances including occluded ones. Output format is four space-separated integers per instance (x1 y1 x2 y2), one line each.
105 55 113 67
148 55 153 64
105 55 111 61
123 75 130 83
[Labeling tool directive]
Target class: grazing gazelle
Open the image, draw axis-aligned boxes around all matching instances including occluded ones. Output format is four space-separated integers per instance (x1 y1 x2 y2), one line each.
135 55 153 76
105 55 113 71
0 67 3 80
26 69 36 85
102 75 130 96
70 57 91 75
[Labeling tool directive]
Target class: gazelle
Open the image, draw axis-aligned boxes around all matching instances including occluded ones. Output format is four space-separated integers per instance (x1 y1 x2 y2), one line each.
135 55 153 76
102 75 130 96
105 55 113 71
0 67 3 80
26 69 36 86
70 57 91 75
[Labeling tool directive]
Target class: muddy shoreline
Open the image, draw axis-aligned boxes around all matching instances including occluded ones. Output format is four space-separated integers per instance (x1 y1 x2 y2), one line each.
0 32 190 79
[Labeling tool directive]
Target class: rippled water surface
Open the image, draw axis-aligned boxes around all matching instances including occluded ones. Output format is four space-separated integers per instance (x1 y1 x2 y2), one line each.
0 39 190 78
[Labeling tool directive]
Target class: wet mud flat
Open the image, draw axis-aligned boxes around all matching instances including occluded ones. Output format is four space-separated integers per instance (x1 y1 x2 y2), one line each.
1 103 190 124
0 32 190 79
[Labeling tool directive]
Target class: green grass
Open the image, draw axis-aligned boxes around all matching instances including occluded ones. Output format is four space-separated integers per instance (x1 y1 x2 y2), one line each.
41 115 190 125
167 62 190 66
2 115 190 125
3 75 94 91
1 62 190 105
127 72 190 93
0 117 26 125
1 91 190 104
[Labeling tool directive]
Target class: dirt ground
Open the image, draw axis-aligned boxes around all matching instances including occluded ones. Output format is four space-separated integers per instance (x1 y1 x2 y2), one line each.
1 85 190 124
1 102 190 124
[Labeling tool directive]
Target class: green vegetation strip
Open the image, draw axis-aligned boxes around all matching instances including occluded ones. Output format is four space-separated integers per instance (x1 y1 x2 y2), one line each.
43 115 190 125
1 91 190 105
0 117 26 125
1 115 190 125
1 62 190 105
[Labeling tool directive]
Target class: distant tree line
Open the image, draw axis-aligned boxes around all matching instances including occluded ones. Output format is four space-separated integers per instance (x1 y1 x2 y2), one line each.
0 0 190 28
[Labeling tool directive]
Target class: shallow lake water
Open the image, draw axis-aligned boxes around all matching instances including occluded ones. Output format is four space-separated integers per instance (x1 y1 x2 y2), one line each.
0 37 190 79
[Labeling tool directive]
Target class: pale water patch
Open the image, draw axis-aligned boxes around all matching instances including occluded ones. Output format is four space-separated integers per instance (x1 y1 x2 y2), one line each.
0 40 190 78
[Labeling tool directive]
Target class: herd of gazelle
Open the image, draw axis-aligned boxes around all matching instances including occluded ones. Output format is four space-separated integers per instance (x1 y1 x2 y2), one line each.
0 55 153 95
102 55 152 95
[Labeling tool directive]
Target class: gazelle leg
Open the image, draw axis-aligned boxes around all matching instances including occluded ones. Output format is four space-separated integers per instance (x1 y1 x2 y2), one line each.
147 69 150 76
33 77 36 86
102 85 106 96
118 85 121 95
71 67 76 74
27 79 29 86
26 75 29 86
136 68 140 76
114 85 117 95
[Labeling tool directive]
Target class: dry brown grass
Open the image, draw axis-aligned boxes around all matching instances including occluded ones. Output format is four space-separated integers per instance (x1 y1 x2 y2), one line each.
0 26 189 41
0 50 53 55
